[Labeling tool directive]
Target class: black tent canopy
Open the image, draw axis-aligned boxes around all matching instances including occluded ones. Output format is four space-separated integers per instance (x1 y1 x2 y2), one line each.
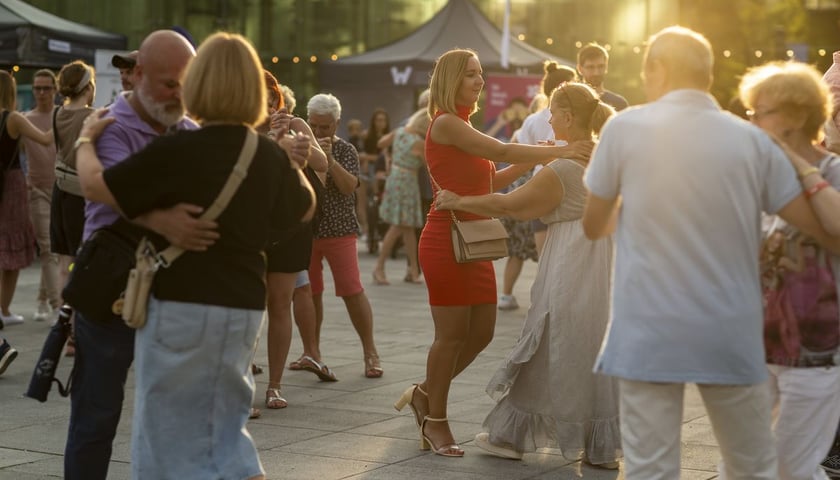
320 0 573 127
0 0 125 69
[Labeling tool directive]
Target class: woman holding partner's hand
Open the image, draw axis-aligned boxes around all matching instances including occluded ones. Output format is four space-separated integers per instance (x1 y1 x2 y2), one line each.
393 48 594 458
433 82 621 467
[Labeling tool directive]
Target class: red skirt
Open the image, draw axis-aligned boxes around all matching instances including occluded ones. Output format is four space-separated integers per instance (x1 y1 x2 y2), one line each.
419 217 496 306
0 169 36 270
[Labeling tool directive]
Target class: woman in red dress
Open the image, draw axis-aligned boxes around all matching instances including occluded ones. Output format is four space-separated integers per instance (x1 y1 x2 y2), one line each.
395 49 593 457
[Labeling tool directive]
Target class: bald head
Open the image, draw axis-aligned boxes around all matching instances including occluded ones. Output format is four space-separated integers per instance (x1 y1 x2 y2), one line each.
642 26 713 100
137 30 195 71
132 30 196 129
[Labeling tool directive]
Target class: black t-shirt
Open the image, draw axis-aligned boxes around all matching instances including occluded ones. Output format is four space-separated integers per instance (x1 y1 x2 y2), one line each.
103 125 311 310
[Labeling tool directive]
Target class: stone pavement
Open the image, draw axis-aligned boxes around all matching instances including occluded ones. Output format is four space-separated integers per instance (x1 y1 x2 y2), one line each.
0 244 721 479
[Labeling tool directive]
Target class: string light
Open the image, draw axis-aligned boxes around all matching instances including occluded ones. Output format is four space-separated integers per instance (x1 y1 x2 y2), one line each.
819 49 827 56
755 50 763 58
632 46 641 54
292 56 300 63
517 33 525 41
330 54 338 61
11 65 19 72
786 49 794 58
545 38 553 45
271 56 279 64
723 50 731 58
310 55 317 63
574 41 582 48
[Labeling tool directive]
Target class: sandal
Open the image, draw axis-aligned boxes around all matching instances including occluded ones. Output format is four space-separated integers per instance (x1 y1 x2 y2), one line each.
251 363 263 375
364 353 383 378
265 387 288 409
249 407 261 419
288 356 303 370
394 384 428 427
298 355 338 382
421 417 464 457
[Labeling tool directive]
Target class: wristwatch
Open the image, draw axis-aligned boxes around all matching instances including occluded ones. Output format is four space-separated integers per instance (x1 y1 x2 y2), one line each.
73 136 93 150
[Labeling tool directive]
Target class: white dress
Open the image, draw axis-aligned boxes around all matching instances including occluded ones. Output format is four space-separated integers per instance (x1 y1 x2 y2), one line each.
482 158 621 464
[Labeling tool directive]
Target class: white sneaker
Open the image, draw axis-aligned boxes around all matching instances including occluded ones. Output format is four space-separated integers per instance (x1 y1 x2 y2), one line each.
33 301 52 321
474 432 523 460
0 312 24 327
498 295 519 311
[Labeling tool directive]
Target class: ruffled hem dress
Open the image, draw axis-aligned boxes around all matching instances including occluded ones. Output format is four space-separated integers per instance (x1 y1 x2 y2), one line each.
481 159 622 464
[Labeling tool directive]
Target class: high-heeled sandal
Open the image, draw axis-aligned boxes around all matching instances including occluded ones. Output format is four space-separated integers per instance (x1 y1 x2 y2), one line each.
265 387 288 409
364 353 383 378
394 384 428 427
420 416 464 457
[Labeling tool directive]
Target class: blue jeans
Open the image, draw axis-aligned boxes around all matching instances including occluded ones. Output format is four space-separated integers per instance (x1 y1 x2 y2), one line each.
64 311 134 480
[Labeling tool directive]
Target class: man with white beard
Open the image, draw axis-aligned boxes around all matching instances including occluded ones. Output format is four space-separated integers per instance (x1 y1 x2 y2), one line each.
64 30 216 480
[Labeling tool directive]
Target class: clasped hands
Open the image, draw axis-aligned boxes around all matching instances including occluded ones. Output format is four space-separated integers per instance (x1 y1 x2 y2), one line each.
270 111 312 169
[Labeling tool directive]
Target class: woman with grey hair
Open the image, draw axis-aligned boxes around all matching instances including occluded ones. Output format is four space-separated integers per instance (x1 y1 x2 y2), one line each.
306 92 383 379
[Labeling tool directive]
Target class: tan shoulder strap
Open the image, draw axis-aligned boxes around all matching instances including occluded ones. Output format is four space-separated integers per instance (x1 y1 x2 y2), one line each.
425 162 493 224
156 127 259 266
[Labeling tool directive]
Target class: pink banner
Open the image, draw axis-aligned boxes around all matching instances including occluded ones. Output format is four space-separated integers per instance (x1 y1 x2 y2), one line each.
483 73 542 140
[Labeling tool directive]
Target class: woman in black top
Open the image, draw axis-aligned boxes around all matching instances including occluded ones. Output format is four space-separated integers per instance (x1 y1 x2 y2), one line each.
76 33 314 480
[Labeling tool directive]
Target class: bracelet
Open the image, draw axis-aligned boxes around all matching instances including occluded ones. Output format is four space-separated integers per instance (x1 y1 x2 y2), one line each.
805 180 831 198
797 166 820 179
73 136 92 150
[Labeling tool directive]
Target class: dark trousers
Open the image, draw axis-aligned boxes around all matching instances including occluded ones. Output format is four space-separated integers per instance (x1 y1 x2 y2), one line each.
64 311 134 480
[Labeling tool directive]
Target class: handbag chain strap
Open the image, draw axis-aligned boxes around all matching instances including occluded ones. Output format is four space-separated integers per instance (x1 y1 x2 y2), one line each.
153 127 259 267
426 162 493 225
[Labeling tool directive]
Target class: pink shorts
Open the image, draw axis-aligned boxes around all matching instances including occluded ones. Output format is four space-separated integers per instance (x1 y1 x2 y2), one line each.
309 235 364 297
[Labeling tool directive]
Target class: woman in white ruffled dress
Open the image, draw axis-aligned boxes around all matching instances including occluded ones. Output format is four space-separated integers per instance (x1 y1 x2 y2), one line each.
435 82 621 468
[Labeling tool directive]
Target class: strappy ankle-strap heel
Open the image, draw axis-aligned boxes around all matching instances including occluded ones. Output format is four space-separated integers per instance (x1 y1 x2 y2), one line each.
420 416 464 457
394 384 428 427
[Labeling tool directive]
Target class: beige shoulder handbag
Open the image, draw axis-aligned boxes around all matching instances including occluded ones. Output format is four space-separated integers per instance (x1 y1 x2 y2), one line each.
428 167 509 263
122 128 259 328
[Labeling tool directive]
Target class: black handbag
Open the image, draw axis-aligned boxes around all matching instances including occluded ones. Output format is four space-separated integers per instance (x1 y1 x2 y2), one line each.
62 220 147 320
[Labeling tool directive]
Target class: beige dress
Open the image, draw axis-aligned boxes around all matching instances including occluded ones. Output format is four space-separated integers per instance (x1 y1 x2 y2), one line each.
482 158 621 464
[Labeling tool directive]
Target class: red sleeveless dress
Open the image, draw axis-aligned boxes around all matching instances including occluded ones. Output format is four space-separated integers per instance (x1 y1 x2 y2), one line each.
419 106 497 306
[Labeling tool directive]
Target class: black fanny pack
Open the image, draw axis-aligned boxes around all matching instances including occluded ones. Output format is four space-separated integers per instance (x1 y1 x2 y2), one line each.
62 220 147 321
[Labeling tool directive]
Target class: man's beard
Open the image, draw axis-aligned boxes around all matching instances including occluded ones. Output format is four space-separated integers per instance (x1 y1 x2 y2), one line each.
135 87 184 127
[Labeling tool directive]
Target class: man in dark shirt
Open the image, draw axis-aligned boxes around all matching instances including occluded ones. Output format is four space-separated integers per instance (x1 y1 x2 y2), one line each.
577 42 629 111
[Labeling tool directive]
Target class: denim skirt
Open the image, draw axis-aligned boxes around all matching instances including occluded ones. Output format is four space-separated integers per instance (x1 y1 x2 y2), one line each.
131 297 265 480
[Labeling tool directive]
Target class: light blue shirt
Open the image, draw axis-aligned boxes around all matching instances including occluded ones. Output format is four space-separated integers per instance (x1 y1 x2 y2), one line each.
584 89 801 385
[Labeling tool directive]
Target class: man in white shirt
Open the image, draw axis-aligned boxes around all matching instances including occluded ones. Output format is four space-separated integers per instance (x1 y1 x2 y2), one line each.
582 25 840 479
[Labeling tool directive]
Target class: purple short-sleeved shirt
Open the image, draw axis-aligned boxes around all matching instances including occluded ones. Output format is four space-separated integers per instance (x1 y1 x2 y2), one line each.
82 93 198 240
